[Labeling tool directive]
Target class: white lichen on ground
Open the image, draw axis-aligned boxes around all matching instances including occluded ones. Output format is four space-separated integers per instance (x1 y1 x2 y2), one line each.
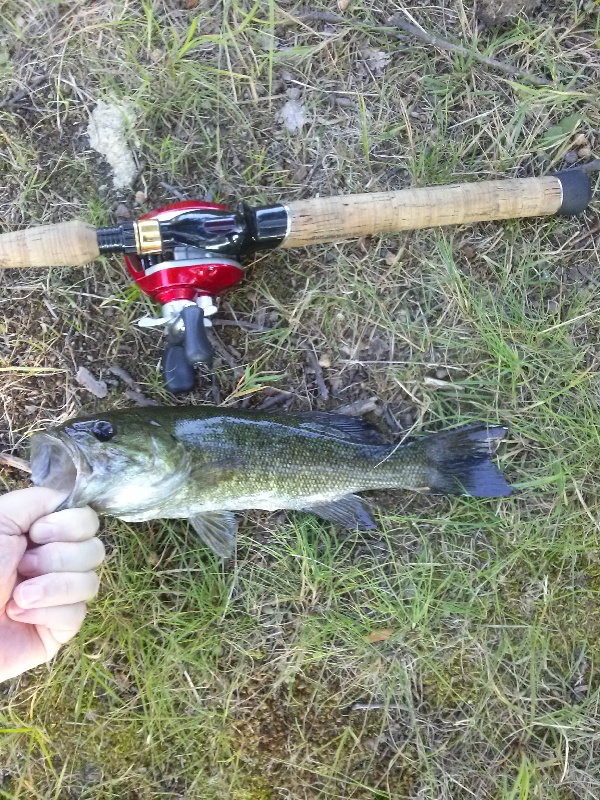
87 99 138 190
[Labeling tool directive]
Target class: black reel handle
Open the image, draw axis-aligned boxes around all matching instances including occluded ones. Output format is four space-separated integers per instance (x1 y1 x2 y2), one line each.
182 305 213 367
162 305 214 394
163 345 196 394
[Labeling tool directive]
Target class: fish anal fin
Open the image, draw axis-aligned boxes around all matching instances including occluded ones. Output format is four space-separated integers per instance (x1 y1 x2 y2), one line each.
302 494 376 530
288 412 386 445
189 511 237 558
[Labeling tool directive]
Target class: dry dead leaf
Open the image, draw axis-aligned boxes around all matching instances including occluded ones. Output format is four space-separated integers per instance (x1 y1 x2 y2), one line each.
422 377 464 391
76 366 108 398
278 95 306 134
572 133 588 148
365 628 393 643
361 49 391 77
335 397 378 416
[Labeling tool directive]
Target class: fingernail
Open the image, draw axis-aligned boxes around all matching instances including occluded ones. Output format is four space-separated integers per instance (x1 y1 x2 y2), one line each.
19 585 42 606
31 523 55 543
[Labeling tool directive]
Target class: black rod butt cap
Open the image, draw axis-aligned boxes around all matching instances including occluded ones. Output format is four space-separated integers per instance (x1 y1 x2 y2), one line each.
553 169 592 216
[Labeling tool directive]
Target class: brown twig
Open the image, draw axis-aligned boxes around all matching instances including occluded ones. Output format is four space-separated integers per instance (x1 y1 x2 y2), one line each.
109 365 141 393
579 160 600 175
0 452 31 473
159 181 188 201
211 373 222 405
293 10 558 88
124 389 160 407
387 15 554 87
335 397 379 416
0 74 49 109
212 317 271 333
568 220 600 247
295 10 343 25
256 390 295 411
305 348 329 401
206 329 240 369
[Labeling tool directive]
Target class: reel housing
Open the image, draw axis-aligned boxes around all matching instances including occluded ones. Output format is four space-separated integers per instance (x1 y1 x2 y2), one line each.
123 200 246 394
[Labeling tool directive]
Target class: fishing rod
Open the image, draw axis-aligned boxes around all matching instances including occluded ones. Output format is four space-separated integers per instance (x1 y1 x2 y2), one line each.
0 169 593 393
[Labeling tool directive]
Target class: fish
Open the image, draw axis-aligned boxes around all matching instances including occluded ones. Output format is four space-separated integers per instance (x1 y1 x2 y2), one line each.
29 405 512 558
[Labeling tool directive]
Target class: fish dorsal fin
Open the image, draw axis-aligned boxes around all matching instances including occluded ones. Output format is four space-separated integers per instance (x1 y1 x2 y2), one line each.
287 412 386 445
189 511 237 558
302 495 376 530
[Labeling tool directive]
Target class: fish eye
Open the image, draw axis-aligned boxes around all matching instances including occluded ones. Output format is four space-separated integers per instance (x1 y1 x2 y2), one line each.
92 420 114 442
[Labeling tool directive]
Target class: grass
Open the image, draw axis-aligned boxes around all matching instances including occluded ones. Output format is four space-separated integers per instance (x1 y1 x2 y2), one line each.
0 0 599 797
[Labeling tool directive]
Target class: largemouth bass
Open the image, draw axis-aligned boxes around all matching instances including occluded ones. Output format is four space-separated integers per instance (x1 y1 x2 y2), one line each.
29 406 512 557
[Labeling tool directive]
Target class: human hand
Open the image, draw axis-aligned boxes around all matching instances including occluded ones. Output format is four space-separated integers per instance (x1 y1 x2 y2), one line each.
0 487 104 682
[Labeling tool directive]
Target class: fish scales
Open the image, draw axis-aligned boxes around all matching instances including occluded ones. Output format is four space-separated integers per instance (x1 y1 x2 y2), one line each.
171 414 424 511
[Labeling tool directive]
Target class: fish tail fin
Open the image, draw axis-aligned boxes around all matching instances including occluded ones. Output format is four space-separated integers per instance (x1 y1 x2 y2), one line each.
406 424 512 497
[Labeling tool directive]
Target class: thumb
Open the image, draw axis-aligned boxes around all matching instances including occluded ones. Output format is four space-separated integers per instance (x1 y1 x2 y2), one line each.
0 488 66 611
0 487 67 537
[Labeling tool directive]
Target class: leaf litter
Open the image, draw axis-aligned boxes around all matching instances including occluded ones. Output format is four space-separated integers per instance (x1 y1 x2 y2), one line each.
277 88 306 134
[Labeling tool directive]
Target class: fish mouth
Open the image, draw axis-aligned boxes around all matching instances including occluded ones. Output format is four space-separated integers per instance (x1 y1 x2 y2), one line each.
30 433 88 507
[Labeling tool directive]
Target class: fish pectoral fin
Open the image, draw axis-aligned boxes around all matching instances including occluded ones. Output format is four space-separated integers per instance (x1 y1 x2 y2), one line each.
302 495 376 530
189 511 237 558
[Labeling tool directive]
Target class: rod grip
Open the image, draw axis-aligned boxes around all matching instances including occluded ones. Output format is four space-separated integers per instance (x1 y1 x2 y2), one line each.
281 174 590 248
0 220 100 268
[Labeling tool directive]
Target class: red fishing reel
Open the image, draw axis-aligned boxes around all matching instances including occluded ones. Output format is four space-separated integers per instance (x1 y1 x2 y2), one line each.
124 201 245 393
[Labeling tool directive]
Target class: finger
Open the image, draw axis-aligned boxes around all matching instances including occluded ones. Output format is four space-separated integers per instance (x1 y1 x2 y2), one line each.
6 600 87 634
0 487 67 537
0 534 27 610
13 572 100 609
36 624 76 649
0 488 70 609
18 538 105 578
29 506 99 545
45 626 84 645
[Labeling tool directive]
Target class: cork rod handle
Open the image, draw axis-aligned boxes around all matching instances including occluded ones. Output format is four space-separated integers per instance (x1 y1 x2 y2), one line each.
0 220 100 269
281 176 565 248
